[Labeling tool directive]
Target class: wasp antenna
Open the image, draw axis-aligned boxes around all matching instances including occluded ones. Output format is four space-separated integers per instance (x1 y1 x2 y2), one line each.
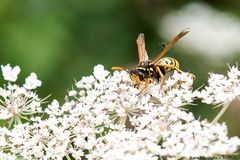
183 28 190 31
179 29 189 37
181 28 190 34
111 66 125 71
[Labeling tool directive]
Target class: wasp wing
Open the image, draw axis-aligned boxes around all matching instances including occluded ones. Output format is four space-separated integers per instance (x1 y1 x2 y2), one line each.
137 33 149 63
153 29 189 64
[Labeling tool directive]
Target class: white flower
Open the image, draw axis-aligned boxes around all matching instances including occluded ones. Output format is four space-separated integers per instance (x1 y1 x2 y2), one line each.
0 88 43 125
0 66 44 126
1 64 239 159
65 65 239 158
197 65 240 123
93 64 109 80
0 151 15 160
198 65 240 104
0 128 10 147
23 73 42 90
45 100 63 116
1 64 20 82
93 130 159 160
0 88 11 99
68 90 77 96
0 108 13 120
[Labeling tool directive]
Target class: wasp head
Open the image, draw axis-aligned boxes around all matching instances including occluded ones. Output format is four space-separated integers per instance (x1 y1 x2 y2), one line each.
128 69 145 86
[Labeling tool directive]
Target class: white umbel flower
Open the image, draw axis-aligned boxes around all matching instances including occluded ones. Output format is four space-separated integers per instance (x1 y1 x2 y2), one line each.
197 65 240 123
198 66 240 105
0 66 43 127
0 64 239 159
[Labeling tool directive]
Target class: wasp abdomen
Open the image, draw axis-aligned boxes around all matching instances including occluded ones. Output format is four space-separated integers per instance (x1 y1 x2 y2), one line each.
158 57 180 73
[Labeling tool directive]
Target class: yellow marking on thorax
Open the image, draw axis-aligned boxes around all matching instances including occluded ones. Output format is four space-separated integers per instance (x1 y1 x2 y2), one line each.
136 67 145 70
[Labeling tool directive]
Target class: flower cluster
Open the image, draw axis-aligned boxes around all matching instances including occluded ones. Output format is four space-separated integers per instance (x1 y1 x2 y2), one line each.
197 65 240 123
198 65 240 105
0 64 43 127
0 64 239 159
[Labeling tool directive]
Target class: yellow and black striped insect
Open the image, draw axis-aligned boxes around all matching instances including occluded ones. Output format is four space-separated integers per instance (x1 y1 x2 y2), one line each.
112 30 194 93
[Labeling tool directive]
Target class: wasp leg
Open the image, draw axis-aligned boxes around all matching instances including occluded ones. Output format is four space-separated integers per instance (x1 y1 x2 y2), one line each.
158 64 196 79
156 66 165 92
158 64 184 73
137 79 150 95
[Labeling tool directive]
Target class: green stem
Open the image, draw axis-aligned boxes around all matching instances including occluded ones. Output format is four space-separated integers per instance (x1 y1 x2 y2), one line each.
65 154 72 160
212 101 231 123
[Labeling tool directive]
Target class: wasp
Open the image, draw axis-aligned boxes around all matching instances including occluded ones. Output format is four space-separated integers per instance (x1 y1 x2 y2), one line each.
112 30 194 94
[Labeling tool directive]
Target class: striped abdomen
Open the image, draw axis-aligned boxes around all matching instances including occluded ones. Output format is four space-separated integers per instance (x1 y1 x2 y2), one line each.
157 57 180 73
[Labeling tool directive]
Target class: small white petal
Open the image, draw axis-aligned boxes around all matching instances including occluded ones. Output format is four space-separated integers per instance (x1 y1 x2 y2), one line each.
1 64 21 82
23 73 42 90
93 64 109 80
68 90 77 96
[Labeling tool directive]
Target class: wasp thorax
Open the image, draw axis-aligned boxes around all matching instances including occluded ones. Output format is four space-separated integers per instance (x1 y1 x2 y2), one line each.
137 60 153 68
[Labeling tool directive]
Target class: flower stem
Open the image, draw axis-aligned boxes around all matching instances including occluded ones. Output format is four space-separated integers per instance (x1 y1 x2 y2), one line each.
212 101 231 123
65 154 71 160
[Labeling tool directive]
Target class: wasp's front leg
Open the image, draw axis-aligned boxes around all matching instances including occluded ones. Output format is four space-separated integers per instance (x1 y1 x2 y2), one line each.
137 79 151 95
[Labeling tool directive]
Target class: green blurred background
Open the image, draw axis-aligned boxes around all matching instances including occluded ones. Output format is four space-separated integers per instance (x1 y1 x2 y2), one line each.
0 0 240 137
